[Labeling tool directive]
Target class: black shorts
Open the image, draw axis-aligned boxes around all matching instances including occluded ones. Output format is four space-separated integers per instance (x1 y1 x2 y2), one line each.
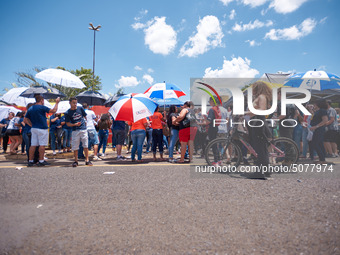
113 130 126 145
324 129 339 142
6 129 20 136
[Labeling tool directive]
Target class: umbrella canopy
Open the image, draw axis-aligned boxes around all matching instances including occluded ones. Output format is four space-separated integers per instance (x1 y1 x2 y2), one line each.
76 90 106 106
284 70 340 91
0 87 52 107
0 106 21 121
55 101 82 114
144 82 186 99
104 94 125 107
19 86 65 99
109 93 158 122
152 97 184 106
35 68 86 89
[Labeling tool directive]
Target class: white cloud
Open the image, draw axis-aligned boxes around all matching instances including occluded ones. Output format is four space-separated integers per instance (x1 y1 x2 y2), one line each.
131 22 146 30
269 0 309 14
204 57 259 78
245 39 261 47
242 0 269 8
265 18 317 40
232 19 273 32
134 17 177 55
179 15 224 58
229 9 236 20
219 0 234 5
220 0 268 7
143 74 154 85
134 9 148 22
220 0 308 13
320 17 327 24
115 76 140 88
147 68 154 73
134 66 142 71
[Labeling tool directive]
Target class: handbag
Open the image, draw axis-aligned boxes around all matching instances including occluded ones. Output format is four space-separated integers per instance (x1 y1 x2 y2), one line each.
307 129 313 141
182 109 197 128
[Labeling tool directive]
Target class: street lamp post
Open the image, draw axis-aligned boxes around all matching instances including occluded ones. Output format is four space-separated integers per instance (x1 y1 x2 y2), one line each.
88 23 101 79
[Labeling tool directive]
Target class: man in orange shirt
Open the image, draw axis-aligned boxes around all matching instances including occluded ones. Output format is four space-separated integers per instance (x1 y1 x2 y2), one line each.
150 106 166 161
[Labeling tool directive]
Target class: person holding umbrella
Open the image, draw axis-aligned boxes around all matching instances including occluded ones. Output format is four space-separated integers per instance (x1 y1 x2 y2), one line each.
64 97 93 167
25 95 61 167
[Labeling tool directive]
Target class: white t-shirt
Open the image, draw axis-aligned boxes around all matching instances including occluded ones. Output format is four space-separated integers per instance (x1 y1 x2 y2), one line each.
218 106 228 134
85 109 97 130
7 117 21 130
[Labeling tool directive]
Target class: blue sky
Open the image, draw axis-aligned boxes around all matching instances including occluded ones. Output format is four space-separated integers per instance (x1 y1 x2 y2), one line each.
1 0 339 102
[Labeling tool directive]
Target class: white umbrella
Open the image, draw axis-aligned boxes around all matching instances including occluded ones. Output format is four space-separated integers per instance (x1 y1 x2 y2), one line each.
35 68 86 89
0 106 21 121
56 101 82 114
0 87 52 107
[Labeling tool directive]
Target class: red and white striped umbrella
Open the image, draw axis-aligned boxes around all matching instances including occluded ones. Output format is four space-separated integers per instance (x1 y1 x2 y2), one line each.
108 93 158 122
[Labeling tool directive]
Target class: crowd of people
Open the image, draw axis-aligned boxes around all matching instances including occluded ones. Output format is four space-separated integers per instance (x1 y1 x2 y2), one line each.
0 83 339 172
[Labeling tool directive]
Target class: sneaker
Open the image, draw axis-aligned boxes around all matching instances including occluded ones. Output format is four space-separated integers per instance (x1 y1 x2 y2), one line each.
117 156 124 161
37 161 50 167
169 159 177 163
27 162 35 167
53 151 56 155
40 161 50 166
93 156 102 161
98 153 103 157
212 162 221 167
72 161 78 167
101 153 106 158
85 161 93 166
58 151 63 154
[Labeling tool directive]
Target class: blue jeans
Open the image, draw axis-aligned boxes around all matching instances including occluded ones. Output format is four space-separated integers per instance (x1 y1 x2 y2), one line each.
50 130 61 151
98 129 109 154
63 129 72 148
111 128 116 148
131 129 146 160
293 123 303 153
146 128 153 152
169 128 179 159
163 135 168 149
22 132 31 160
302 127 308 157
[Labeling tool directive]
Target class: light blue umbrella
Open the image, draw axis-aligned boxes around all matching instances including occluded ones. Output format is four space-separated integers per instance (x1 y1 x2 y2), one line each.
152 97 184 106
284 70 340 91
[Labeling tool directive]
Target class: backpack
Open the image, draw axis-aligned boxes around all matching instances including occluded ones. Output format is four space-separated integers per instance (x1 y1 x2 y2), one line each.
212 106 222 127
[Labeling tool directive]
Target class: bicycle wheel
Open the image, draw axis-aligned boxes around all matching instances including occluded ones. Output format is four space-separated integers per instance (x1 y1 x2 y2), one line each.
269 137 299 166
205 138 242 168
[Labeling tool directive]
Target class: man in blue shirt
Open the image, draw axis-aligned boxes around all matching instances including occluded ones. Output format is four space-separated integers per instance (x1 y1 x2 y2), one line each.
65 97 92 167
24 95 60 167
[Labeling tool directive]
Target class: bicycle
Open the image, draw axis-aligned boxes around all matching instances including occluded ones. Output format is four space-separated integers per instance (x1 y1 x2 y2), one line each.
205 122 299 169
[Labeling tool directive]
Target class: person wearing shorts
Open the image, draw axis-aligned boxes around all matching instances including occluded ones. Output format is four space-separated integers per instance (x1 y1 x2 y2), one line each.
65 98 92 167
324 100 339 157
24 95 60 167
175 101 198 163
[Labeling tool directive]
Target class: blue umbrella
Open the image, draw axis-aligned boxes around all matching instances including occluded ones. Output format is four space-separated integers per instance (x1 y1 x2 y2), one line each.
284 70 340 91
152 97 184 106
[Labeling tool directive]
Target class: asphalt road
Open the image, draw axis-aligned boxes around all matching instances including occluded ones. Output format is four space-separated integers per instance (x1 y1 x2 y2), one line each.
0 157 339 254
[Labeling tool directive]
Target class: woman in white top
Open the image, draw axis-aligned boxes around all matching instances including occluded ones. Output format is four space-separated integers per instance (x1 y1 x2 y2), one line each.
6 112 23 155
